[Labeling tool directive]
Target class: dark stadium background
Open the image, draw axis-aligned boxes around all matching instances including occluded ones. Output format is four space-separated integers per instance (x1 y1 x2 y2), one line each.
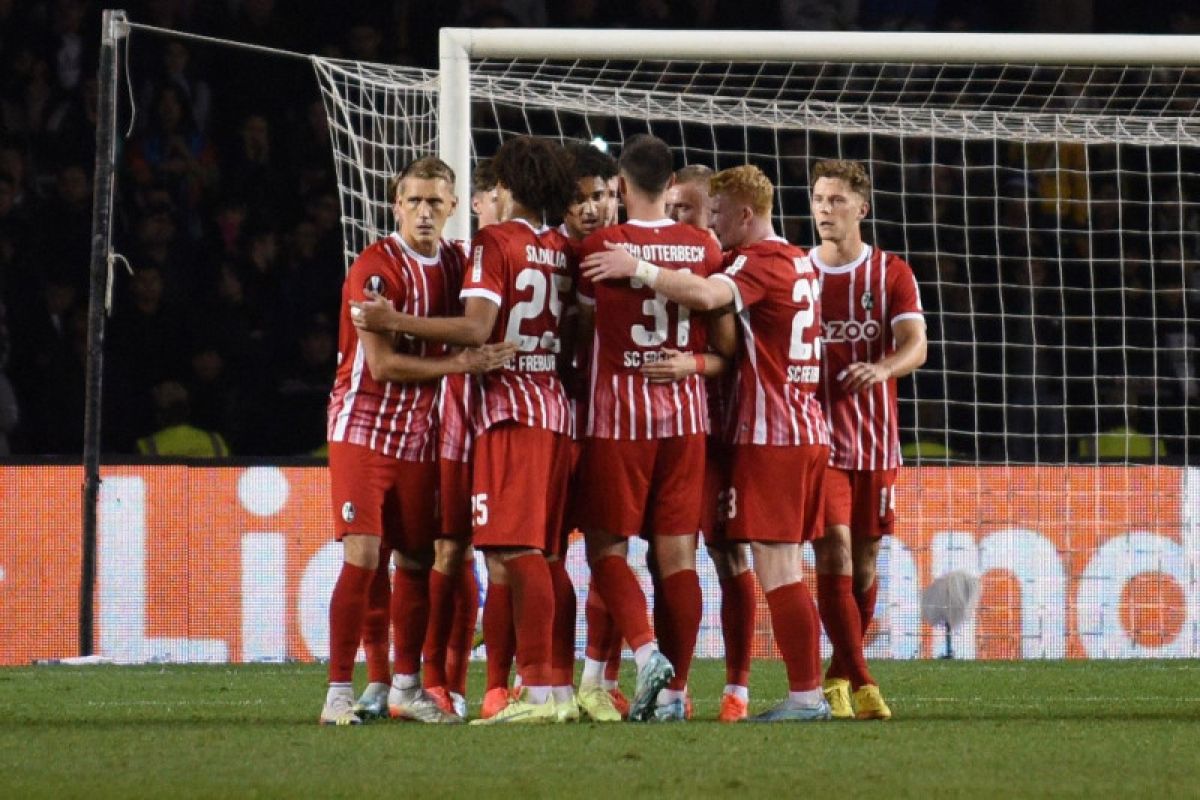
0 0 1196 457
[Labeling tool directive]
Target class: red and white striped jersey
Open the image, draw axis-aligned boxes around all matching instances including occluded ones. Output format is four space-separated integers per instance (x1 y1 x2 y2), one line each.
815 244 924 470
577 219 723 440
437 372 475 463
461 218 575 435
328 235 466 461
711 236 828 447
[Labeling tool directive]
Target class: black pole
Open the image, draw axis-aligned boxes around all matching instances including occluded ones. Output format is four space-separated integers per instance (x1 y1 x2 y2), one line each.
81 9 125 657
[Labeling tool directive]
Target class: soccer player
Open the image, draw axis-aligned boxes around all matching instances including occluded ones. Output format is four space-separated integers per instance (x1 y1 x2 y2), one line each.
809 159 926 721
470 157 500 230
575 134 730 722
583 164 832 722
320 157 513 726
546 140 626 722
665 164 713 229
352 136 579 725
668 161 758 722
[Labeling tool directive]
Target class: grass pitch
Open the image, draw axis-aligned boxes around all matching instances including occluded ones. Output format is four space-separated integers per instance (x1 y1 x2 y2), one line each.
2 659 1198 798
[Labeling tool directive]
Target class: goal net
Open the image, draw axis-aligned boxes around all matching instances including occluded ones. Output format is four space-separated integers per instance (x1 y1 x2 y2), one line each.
313 31 1199 660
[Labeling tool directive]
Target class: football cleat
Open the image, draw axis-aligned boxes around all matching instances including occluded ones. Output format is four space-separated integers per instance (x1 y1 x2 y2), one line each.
449 691 468 719
319 691 363 726
651 698 687 722
853 684 893 720
481 687 511 720
577 684 622 723
608 687 630 719
351 681 390 721
469 694 558 725
629 651 675 723
822 678 854 720
387 685 463 724
425 686 458 717
717 692 748 723
745 697 832 723
556 693 581 723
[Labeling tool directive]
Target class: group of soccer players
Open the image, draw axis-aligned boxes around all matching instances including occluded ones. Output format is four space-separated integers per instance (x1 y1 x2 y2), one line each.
319 131 926 726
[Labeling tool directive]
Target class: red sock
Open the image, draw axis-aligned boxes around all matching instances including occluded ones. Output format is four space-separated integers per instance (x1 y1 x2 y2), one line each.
446 560 479 696
327 562 373 683
507 553 555 688
483 581 514 691
658 570 702 691
421 567 456 688
719 571 755 687
584 579 613 661
855 579 879 639
765 582 821 692
361 558 392 684
650 568 673 679
817 574 874 688
604 634 623 682
390 567 429 677
549 559 576 686
590 554 653 650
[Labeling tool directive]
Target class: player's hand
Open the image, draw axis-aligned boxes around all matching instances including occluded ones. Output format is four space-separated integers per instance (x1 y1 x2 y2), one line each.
350 292 400 333
640 348 695 383
457 342 517 374
581 241 638 282
838 361 892 394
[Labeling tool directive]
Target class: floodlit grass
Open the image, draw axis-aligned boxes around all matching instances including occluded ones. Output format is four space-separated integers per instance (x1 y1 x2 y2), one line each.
1 659 1198 798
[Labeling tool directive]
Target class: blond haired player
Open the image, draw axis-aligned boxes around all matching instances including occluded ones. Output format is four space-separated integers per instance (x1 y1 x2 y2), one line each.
809 159 926 721
584 164 831 722
321 157 512 726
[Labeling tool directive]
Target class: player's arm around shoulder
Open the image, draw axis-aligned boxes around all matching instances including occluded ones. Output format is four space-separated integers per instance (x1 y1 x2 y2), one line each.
580 240 733 312
358 329 516 385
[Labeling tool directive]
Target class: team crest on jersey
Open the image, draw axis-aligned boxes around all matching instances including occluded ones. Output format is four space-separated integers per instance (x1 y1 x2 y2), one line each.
341 502 356 523
861 291 874 311
364 274 387 297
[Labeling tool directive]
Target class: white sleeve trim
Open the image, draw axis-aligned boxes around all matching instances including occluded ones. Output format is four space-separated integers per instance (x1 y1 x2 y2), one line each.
890 311 925 326
576 293 596 306
711 273 745 313
460 288 502 307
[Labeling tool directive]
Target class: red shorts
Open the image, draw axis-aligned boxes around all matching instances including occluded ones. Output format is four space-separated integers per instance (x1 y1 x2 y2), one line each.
724 444 827 544
699 440 731 546
439 457 472 539
823 467 898 539
560 439 583 533
328 441 438 555
471 423 571 553
577 434 705 537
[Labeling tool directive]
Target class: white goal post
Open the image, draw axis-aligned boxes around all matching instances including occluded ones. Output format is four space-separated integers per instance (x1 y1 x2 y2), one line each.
437 27 1200 242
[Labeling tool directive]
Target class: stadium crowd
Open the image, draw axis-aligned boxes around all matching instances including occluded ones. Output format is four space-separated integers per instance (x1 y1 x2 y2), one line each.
0 0 1196 458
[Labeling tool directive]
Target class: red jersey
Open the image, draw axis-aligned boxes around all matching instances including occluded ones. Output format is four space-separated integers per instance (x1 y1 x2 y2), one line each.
710 236 828 447
461 218 574 435
437 373 475 463
328 235 465 461
578 219 722 440
815 244 924 470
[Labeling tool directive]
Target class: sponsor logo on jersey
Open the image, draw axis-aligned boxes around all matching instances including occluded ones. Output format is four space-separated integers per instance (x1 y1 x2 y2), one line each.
341 502 356 523
364 275 387 297
823 318 882 343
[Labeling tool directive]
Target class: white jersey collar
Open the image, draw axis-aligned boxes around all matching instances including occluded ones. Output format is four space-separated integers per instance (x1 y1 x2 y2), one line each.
390 232 441 266
812 243 871 274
